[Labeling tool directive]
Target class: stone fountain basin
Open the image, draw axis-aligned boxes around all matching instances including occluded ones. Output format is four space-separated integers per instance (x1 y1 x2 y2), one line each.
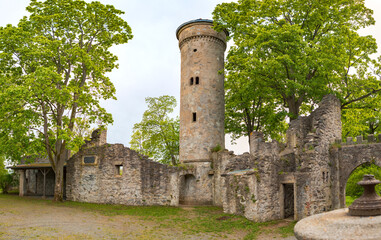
294 208 381 240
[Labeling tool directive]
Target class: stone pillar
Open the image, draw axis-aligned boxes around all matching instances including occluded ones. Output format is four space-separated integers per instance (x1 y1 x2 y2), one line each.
250 131 264 154
19 169 26 197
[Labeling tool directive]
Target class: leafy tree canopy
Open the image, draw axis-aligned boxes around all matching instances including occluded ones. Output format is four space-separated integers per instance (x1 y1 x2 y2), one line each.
130 96 179 166
213 0 381 141
0 0 132 201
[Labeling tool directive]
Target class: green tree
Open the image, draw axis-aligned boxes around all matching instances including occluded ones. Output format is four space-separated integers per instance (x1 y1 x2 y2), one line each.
224 47 288 143
341 59 381 138
0 0 132 201
213 0 380 123
0 155 14 194
342 93 381 138
130 96 179 166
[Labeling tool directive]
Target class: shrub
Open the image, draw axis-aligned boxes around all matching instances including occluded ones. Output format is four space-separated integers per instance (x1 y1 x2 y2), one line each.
0 173 16 194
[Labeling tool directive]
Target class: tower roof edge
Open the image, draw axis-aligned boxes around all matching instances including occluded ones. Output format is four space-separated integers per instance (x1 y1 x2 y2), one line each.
175 18 229 39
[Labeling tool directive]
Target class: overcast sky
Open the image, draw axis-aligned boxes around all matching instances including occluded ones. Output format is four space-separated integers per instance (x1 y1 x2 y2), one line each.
1 0 381 154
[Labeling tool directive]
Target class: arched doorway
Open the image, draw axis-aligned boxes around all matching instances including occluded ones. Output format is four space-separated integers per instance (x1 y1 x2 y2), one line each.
344 163 381 206
179 174 196 205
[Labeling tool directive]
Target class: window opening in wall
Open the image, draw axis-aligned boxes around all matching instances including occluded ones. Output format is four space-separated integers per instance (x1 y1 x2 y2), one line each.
190 77 194 85
116 165 123 176
193 49 197 52
195 77 199 85
192 112 197 122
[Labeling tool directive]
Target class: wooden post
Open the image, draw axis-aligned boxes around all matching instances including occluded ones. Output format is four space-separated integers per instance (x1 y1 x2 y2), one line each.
19 169 26 197
39 168 50 198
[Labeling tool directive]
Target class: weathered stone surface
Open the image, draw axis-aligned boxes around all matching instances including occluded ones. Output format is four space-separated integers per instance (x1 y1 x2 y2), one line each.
330 143 381 208
218 95 343 222
294 208 381 240
66 143 180 206
177 20 226 163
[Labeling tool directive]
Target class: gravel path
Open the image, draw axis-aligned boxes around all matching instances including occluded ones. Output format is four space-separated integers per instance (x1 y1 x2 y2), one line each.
0 195 296 239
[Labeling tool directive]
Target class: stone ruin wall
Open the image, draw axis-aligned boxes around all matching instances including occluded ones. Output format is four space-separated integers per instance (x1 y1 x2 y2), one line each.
287 94 342 217
217 95 343 221
60 94 381 223
66 143 180 206
217 139 282 222
178 162 214 205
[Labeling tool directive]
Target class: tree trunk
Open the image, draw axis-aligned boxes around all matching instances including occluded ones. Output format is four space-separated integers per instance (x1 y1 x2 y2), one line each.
53 159 65 202
171 155 177 166
53 149 69 202
286 96 301 120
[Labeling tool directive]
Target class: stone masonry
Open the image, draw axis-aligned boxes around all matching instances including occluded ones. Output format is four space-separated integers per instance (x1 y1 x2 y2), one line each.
66 140 180 206
218 94 381 222
176 19 228 205
177 19 227 162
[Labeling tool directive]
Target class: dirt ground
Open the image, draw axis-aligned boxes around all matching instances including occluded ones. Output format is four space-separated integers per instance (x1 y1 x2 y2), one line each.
0 195 296 240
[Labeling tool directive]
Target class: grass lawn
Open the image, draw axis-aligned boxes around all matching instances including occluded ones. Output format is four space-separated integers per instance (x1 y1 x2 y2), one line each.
0 193 296 239
346 195 356 207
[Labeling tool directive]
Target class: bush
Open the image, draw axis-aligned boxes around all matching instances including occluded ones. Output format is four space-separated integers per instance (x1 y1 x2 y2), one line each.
345 163 381 198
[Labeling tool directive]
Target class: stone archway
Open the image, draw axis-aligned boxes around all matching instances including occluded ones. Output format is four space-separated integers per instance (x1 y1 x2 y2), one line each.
336 144 381 207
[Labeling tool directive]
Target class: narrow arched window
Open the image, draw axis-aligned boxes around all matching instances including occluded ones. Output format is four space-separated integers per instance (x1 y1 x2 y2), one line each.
195 77 199 85
192 112 197 122
190 77 194 85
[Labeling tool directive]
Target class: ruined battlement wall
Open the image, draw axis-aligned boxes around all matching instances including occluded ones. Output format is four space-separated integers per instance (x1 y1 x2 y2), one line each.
335 134 381 146
286 94 341 153
221 95 343 221
66 144 180 206
219 138 282 222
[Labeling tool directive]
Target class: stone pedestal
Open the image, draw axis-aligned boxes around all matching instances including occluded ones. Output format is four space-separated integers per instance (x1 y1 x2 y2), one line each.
294 208 381 240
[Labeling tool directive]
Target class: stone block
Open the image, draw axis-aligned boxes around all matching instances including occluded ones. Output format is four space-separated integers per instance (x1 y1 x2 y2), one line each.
368 134 375 143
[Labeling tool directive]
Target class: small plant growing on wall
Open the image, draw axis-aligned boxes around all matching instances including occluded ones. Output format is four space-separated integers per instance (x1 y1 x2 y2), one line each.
211 144 222 152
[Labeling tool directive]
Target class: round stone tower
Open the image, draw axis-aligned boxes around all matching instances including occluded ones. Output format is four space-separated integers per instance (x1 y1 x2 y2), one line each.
176 19 228 163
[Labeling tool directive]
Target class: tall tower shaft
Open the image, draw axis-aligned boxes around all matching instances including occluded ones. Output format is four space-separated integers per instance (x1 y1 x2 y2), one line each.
176 19 227 163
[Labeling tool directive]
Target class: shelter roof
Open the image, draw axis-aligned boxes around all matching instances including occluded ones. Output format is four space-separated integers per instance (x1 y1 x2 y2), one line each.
8 163 66 169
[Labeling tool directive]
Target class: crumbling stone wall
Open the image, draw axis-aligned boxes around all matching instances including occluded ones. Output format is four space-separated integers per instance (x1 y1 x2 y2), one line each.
66 143 180 206
218 138 282 222
178 162 214 205
285 94 341 218
219 95 343 221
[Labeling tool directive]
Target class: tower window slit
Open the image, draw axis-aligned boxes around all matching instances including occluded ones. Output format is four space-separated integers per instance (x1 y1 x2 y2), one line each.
190 77 194 85
196 77 199 85
192 112 197 122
